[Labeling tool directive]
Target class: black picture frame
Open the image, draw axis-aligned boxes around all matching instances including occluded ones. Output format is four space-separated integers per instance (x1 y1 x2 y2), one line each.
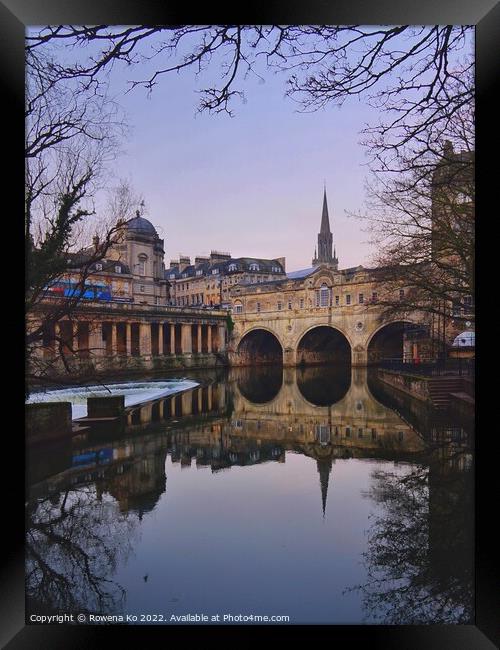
4 1 499 647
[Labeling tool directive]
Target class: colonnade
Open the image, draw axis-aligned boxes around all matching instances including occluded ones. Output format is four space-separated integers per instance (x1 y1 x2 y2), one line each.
42 318 227 359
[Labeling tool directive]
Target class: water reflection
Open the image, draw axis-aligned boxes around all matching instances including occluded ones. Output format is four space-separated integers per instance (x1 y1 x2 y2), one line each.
26 366 474 623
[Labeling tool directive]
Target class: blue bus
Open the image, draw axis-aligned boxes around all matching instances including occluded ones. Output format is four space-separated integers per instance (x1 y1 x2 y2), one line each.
45 279 112 301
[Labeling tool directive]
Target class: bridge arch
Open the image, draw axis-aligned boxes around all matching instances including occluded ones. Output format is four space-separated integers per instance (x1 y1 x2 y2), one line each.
236 327 283 365
367 319 415 363
296 325 351 366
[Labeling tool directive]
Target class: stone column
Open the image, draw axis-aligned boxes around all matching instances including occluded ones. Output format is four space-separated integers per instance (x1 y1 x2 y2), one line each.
111 322 117 356
352 345 368 367
197 324 203 353
218 325 226 352
182 391 192 415
181 323 192 354
207 384 213 411
72 322 78 355
140 322 152 357
126 323 132 357
88 321 103 357
207 324 212 353
170 323 176 355
158 322 164 355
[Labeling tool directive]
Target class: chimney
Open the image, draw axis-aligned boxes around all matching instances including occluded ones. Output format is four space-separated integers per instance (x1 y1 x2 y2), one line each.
210 250 231 262
179 256 191 272
275 257 286 272
195 255 210 265
169 260 180 269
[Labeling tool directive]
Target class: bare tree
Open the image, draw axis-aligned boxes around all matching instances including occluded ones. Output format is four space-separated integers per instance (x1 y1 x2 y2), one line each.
26 485 137 615
348 461 474 624
354 73 474 354
26 26 473 155
25 42 132 389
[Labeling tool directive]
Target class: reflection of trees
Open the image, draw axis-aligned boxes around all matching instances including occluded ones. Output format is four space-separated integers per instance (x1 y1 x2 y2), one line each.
26 485 138 615
351 462 473 624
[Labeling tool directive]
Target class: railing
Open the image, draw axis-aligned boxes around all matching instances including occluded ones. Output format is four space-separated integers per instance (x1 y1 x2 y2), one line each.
376 356 475 377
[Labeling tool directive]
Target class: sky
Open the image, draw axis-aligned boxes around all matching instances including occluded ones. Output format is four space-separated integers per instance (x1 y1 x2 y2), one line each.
95 38 378 272
35 28 473 273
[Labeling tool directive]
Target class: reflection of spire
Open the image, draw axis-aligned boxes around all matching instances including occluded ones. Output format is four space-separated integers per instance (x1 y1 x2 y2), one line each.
316 458 333 517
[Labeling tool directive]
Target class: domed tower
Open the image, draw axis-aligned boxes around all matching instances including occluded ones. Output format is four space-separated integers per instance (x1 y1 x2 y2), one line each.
113 211 168 305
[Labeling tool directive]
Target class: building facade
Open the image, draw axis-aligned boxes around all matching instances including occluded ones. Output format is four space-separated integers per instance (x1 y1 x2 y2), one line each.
167 251 286 308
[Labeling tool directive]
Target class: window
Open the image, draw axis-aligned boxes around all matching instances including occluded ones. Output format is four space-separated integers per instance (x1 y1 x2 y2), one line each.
170 273 176 279
288 300 292 310
234 303 243 314
277 301 282 311
398 431 404 441
320 284 330 307
300 298 304 309
95 263 103 271
335 295 339 306
371 292 378 303
156 296 160 305
228 263 237 272
196 269 203 276
256 302 261 312
140 285 145 292
358 428 363 438
249 263 259 271
137 256 146 275
359 293 364 304
114 265 121 273
212 269 218 275
399 289 405 300
124 283 129 292
346 294 351 305
371 429 377 440
345 427 351 438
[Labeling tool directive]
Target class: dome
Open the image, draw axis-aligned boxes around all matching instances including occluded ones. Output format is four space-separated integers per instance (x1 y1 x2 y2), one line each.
125 214 158 237
452 330 475 347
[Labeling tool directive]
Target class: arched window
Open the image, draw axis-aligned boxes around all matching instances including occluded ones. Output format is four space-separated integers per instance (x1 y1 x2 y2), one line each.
320 283 330 307
137 254 147 276
228 263 238 272
249 263 259 272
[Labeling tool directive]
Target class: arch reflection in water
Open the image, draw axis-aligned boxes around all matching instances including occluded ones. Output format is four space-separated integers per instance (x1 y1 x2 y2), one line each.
26 365 473 624
233 365 284 404
296 364 351 406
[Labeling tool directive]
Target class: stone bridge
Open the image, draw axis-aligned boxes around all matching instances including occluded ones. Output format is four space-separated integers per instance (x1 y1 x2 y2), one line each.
229 303 428 367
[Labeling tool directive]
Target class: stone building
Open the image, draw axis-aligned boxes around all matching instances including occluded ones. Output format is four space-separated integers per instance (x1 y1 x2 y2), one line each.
55 212 170 306
167 251 286 308
106 212 170 305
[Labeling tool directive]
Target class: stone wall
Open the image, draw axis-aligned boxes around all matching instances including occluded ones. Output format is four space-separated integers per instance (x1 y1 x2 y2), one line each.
378 369 431 403
26 402 72 444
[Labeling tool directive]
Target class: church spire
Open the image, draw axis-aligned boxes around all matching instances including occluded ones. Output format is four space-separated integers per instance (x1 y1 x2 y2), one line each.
320 187 331 234
312 186 337 268
317 458 333 518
